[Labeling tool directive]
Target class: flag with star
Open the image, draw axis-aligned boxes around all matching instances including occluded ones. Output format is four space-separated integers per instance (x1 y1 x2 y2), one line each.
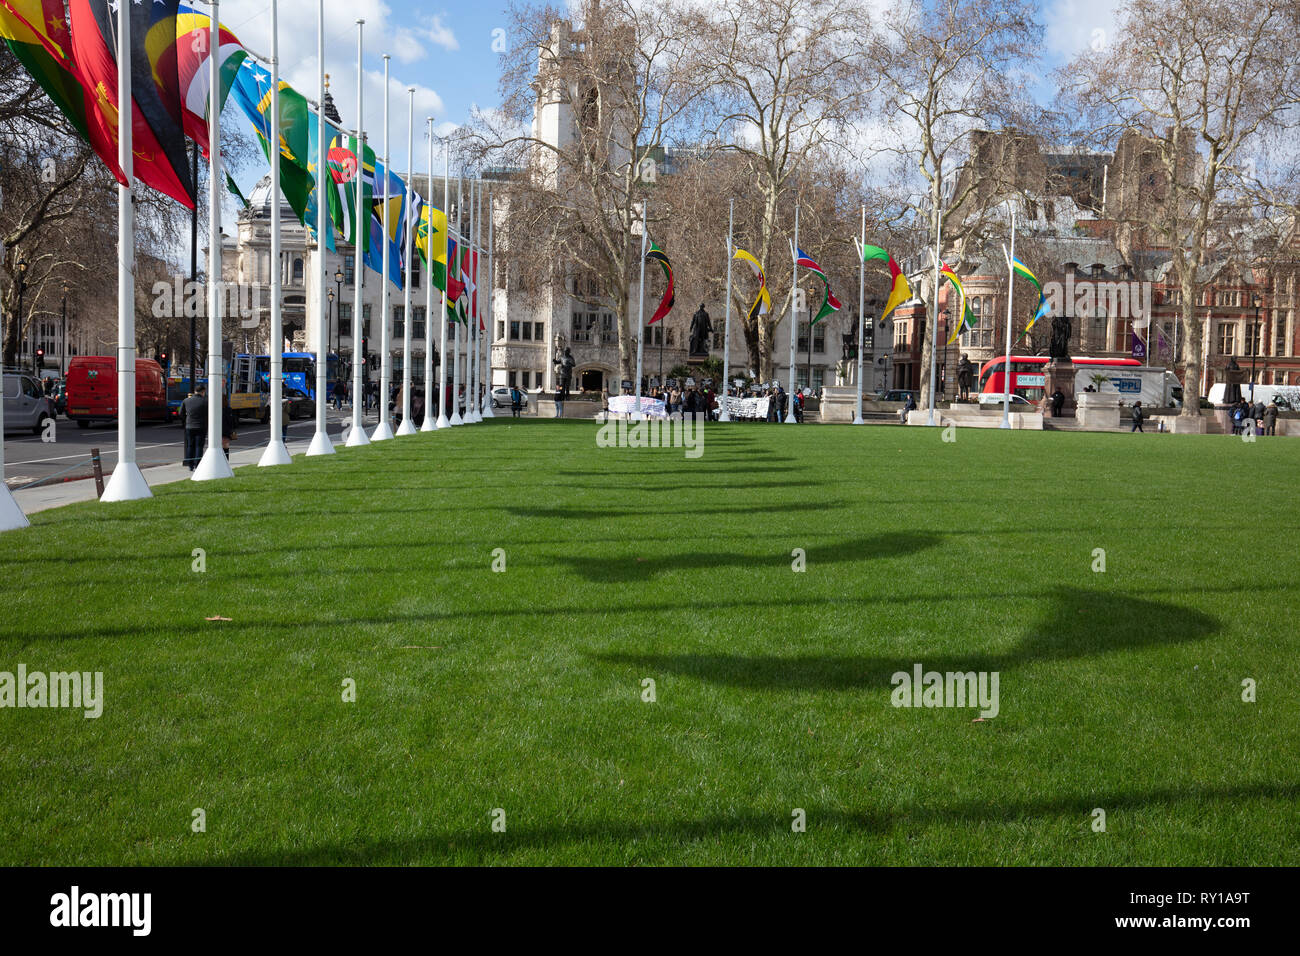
228 55 313 225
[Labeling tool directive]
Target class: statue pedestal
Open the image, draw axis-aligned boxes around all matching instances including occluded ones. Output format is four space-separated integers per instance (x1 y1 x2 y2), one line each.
1045 359 1076 417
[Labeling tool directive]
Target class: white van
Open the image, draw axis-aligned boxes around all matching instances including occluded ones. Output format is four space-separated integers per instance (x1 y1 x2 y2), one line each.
3 371 57 435
1206 383 1299 408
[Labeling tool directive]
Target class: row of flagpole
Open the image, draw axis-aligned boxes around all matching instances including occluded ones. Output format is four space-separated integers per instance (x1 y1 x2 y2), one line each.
89 1 494 507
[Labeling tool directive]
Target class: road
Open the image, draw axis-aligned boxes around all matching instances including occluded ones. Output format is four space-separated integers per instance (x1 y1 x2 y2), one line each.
3 407 373 490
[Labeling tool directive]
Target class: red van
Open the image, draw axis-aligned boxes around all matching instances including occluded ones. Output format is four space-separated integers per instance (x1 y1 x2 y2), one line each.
65 356 169 428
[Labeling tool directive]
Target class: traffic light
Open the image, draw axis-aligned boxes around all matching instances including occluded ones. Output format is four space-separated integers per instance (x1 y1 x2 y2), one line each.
35 347 44 368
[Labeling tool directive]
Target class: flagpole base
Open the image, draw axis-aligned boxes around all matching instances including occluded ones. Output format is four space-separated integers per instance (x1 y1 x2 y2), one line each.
785 415 798 424
396 418 418 436
434 414 450 429
482 403 495 418
192 447 235 482
306 430 336 456
0 485 30 531
719 411 730 422
852 416 865 425
449 412 464 426
345 421 371 447
420 416 437 432
370 422 395 441
258 440 292 467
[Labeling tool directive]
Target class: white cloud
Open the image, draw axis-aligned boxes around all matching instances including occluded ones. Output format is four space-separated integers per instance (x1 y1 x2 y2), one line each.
1041 0 1123 63
423 14 459 52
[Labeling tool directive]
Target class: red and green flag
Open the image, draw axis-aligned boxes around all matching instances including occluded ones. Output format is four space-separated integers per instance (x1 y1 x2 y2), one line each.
861 244 912 321
645 240 674 324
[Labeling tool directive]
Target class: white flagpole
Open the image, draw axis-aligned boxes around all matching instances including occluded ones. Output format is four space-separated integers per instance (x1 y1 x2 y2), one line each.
450 169 464 425
259 0 292 466
719 199 733 422
434 137 451 428
103 0 154 499
306 0 335 455
345 21 370 447
396 87 417 435
854 206 866 425
786 205 799 423
371 54 395 441
927 180 943 426
421 117 437 430
483 189 496 418
471 178 484 421
470 178 486 424
193 0 234 482
1001 208 1017 429
634 200 647 417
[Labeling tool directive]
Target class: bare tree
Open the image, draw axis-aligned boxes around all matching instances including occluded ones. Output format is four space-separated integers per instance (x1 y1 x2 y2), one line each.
874 0 1041 409
1060 0 1300 417
486 0 711 382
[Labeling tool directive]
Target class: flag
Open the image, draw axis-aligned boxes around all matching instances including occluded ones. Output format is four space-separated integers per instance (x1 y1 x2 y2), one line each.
68 0 197 207
171 4 248 154
228 57 314 226
733 248 770 324
645 240 674 324
861 244 912 320
939 264 976 345
304 112 335 251
795 249 841 326
0 1 95 142
363 162 406 288
415 202 448 289
327 134 374 251
399 182 424 275
226 171 248 209
445 236 465 320
1012 257 1051 332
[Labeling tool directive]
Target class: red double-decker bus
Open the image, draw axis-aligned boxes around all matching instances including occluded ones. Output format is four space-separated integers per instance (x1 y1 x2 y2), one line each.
977 355 1143 402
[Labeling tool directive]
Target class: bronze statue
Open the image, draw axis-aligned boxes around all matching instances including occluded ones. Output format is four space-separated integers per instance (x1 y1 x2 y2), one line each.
689 304 713 356
554 344 575 397
1224 357 1245 404
1049 313 1072 359
957 354 974 400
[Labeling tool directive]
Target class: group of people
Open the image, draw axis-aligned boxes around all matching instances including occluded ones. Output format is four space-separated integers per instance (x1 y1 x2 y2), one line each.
643 384 721 422
1229 397 1280 436
178 385 239 470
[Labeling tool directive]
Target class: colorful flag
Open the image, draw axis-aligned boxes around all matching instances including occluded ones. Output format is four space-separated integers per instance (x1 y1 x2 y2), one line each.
225 171 248 209
1012 257 1051 332
795 248 840 326
939 264 976 345
733 248 770 324
171 4 248 154
795 248 827 281
228 57 314 226
68 0 197 207
445 236 465 320
860 244 912 320
415 202 448 290
327 134 374 251
364 162 406 288
645 241 674 325
0 1 95 142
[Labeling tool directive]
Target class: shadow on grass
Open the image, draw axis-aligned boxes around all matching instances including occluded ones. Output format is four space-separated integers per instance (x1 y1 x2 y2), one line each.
202 780 1296 865
594 586 1220 688
505 500 849 523
555 532 942 582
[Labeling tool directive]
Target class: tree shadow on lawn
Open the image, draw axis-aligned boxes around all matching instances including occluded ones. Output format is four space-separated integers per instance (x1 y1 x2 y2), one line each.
594 586 1220 690
505 500 848 524
203 779 1296 866
554 531 943 583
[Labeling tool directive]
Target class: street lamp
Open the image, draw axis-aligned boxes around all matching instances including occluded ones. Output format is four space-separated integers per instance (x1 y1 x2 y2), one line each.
16 259 28 372
939 309 949 400
61 281 70 377
1250 293 1261 403
333 266 344 370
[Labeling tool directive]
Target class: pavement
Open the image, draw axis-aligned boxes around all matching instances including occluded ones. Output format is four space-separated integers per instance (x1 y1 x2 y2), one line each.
9 407 374 516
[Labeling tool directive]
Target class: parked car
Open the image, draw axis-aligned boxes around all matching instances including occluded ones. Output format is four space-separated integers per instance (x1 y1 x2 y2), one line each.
65 356 168 427
978 393 1035 407
491 386 529 409
284 386 314 420
879 389 920 403
3 371 57 435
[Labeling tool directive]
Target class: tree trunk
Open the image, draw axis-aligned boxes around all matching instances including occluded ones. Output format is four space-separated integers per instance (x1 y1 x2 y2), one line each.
1179 282 1203 418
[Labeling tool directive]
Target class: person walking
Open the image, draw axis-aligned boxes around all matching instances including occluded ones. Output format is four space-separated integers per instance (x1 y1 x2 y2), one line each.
1131 400 1145 433
1264 399 1279 436
180 385 207 470
220 394 237 458
511 384 523 418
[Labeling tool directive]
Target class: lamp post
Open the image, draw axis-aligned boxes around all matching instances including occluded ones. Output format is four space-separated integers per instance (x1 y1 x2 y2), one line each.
327 288 335 393
940 309 949 400
61 281 69 376
1250 293 1261 403
17 259 28 372
334 266 344 368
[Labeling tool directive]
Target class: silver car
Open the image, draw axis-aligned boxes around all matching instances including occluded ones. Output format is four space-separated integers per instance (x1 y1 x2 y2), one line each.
3 371 57 435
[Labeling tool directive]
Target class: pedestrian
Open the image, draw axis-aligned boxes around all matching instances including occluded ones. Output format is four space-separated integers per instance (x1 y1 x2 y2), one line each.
1051 388 1065 417
334 380 345 411
511 384 523 418
1264 399 1279 436
1230 400 1245 435
902 392 916 424
220 394 237 458
1131 400 1145 433
181 385 207 470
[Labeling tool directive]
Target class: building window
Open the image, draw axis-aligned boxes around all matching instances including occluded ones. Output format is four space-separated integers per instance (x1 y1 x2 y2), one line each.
1218 323 1236 355
522 321 533 341
1274 312 1288 357
1245 322 1264 355
339 303 353 328
520 370 530 388
796 322 826 354
510 320 521 340
534 321 544 341
292 258 304 283
497 320 506 341
344 256 355 285
413 307 426 340
646 325 664 346
393 307 404 338
410 260 420 289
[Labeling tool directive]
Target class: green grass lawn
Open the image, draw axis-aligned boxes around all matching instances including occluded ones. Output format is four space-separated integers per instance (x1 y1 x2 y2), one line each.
1 420 1297 865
